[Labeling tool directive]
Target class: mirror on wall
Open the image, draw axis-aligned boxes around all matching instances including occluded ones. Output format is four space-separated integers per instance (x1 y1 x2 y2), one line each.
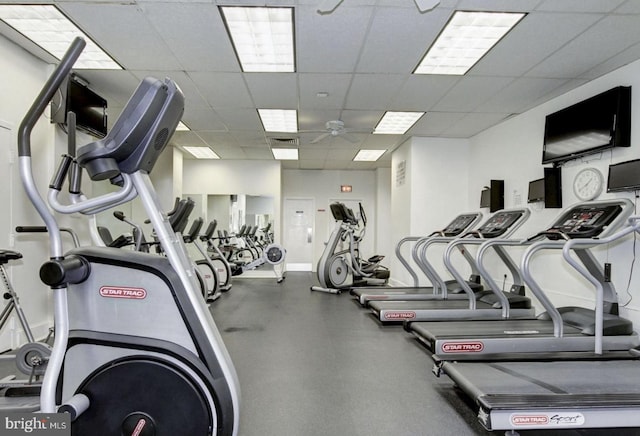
188 194 274 237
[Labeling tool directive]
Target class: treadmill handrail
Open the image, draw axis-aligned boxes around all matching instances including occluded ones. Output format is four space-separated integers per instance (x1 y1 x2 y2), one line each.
562 220 640 354
475 238 531 318
440 208 531 309
395 236 423 287
520 198 634 339
416 235 480 299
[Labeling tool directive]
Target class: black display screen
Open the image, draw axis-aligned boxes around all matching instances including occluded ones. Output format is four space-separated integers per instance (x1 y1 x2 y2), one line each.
542 86 631 164
607 159 640 192
527 178 545 203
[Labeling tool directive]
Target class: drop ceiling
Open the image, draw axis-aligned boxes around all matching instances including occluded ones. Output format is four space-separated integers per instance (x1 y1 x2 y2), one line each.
3 0 640 170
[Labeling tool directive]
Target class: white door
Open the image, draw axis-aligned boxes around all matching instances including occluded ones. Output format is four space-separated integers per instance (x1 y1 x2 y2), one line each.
283 198 314 271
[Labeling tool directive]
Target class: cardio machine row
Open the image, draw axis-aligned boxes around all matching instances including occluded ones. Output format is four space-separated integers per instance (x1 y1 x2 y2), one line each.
344 199 640 434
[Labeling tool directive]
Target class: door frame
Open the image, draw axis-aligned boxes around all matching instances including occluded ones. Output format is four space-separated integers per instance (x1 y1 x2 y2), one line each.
283 197 315 271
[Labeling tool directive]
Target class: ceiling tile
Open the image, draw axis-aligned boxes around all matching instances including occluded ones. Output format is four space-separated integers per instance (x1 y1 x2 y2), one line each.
356 6 453 74
432 76 515 112
471 12 604 77
244 73 298 108
242 147 273 159
181 108 227 131
170 131 208 147
299 74 352 110
57 3 182 70
526 15 640 78
442 112 511 137
410 112 467 136
296 5 373 73
142 2 241 72
581 41 640 79
212 146 247 159
299 148 329 160
345 74 406 110
189 72 253 108
476 77 569 113
389 75 460 111
535 0 626 13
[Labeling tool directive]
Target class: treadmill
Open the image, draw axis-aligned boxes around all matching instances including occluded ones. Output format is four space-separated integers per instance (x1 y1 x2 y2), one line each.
368 208 534 323
407 199 639 359
437 214 640 433
350 212 485 305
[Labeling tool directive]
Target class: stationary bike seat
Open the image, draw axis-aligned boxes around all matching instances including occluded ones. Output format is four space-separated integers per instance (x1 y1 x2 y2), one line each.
0 250 22 265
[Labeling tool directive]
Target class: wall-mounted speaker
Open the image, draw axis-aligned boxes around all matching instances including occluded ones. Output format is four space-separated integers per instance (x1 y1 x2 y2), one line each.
543 167 562 208
490 180 504 213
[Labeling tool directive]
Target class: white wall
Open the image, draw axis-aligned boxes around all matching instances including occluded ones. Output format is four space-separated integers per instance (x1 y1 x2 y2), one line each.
282 169 379 271
0 36 60 349
468 57 640 325
375 167 392 267
391 137 471 286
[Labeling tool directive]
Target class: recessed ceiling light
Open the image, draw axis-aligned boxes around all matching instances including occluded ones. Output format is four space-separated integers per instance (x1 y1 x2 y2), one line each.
220 6 295 73
354 149 386 162
0 5 121 69
183 146 220 159
258 109 298 133
272 148 298 160
415 11 525 76
374 111 424 134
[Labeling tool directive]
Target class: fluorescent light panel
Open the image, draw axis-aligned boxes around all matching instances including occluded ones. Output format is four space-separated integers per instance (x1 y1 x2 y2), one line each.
258 109 298 133
183 146 220 159
221 6 295 73
176 122 190 131
0 5 120 70
415 11 525 75
374 111 424 134
354 149 385 162
272 148 298 160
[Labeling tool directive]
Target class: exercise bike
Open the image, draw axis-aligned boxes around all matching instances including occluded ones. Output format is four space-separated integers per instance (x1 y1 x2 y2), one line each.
19 38 239 435
0 250 50 395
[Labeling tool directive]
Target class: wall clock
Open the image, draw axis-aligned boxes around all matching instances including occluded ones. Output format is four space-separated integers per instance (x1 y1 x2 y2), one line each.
573 167 604 201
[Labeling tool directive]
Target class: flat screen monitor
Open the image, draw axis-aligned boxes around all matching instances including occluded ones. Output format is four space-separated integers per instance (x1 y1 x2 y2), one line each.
542 86 631 165
607 159 640 192
480 188 490 208
51 74 107 138
528 178 545 203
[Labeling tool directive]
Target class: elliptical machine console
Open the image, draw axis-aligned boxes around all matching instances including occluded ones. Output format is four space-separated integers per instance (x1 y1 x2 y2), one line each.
18 38 239 435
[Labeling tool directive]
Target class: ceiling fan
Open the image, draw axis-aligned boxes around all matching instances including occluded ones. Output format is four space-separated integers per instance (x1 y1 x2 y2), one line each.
317 0 440 14
308 120 368 144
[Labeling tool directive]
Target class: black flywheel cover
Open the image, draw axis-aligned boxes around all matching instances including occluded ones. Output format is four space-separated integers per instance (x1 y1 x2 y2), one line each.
71 359 213 436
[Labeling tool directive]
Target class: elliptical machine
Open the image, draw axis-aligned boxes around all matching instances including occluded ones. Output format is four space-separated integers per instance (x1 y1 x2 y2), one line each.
18 38 239 435
311 202 389 294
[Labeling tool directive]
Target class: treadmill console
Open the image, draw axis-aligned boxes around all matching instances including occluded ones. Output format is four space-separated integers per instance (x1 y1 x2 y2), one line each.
546 204 622 239
442 214 480 237
476 211 523 238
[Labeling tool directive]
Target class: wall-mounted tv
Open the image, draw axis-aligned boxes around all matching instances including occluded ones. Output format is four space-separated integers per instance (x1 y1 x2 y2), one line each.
51 74 107 138
607 159 640 192
527 178 544 203
542 86 631 165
